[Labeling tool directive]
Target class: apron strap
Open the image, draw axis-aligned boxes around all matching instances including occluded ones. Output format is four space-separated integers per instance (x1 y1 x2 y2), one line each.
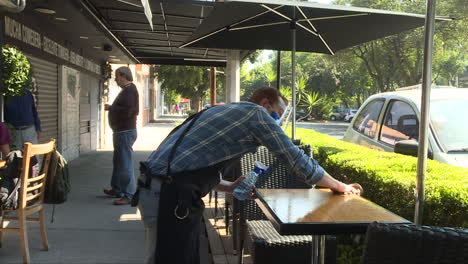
165 109 207 177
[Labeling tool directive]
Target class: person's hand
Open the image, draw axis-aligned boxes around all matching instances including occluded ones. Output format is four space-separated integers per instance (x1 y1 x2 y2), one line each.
104 104 111 111
233 176 256 200
227 176 245 193
214 177 256 199
333 183 363 195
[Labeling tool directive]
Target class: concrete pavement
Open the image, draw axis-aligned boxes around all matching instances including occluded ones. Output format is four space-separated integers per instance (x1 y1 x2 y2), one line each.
0 116 185 264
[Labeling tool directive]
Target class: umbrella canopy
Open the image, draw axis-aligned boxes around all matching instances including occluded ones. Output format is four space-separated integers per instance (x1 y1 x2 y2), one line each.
182 0 433 55
181 0 451 139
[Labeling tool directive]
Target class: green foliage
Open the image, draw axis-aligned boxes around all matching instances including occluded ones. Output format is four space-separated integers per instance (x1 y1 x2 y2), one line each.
310 96 334 120
334 0 468 89
297 90 320 121
240 61 270 101
337 242 364 264
163 89 180 106
288 126 468 263
292 127 468 228
155 65 225 111
279 86 292 101
1 46 33 97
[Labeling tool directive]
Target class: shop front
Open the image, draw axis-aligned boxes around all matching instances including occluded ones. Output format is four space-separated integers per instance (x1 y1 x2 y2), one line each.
1 10 130 161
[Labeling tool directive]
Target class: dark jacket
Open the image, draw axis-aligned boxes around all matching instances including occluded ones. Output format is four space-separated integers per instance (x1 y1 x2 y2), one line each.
108 83 139 132
4 91 42 132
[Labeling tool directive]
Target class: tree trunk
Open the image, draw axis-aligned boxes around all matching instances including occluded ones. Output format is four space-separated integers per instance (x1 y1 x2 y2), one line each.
192 96 202 112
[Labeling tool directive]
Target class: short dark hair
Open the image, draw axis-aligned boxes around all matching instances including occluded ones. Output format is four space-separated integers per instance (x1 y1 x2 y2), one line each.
249 87 288 105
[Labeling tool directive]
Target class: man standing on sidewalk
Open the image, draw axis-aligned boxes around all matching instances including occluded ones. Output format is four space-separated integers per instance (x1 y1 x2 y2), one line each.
103 66 139 205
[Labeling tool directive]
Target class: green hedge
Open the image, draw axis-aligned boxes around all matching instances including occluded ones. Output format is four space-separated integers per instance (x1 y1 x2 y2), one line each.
293 128 468 228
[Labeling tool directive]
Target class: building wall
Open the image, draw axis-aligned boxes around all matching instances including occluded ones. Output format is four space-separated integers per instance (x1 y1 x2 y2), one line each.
155 80 164 118
60 66 80 161
3 16 104 161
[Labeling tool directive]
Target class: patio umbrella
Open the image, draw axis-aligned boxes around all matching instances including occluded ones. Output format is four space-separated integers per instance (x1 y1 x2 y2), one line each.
180 0 449 139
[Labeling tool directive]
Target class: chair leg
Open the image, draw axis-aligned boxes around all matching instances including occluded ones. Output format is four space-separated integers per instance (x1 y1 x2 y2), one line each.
232 200 238 254
225 200 230 235
237 230 244 264
39 209 49 250
19 212 31 264
237 215 245 264
214 191 218 224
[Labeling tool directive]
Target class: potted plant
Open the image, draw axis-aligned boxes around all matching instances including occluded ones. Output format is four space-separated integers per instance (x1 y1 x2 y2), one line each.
1 45 33 97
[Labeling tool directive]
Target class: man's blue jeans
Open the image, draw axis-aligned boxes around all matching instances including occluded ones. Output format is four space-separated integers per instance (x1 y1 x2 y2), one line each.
111 129 137 199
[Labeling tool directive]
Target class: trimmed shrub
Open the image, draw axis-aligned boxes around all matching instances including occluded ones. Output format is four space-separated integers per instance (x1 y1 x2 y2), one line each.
1 46 33 97
294 128 468 228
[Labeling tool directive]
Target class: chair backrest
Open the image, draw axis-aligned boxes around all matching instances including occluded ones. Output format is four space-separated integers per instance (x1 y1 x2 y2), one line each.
362 222 468 264
240 145 313 220
19 139 56 210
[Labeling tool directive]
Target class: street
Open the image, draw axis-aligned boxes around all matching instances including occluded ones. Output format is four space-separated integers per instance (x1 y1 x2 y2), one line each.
296 120 350 140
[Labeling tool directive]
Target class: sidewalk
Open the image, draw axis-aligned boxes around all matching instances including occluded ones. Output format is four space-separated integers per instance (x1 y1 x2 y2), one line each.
0 116 185 263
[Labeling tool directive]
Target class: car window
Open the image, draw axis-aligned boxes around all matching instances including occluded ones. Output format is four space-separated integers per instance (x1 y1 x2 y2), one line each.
431 98 468 152
379 100 418 146
353 99 384 138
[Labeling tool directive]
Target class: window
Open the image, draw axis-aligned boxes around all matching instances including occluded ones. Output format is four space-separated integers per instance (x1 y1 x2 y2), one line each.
353 99 384 138
431 98 468 152
380 100 418 146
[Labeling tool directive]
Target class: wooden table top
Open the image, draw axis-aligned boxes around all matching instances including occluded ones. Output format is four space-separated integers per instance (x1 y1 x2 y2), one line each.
255 188 411 235
0 160 5 168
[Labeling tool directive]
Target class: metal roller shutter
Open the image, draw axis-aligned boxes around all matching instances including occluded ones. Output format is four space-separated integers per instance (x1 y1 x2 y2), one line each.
27 55 58 144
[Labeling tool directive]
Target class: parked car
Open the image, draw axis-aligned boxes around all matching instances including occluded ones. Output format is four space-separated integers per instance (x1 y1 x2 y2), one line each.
344 109 358 122
343 88 468 168
296 108 309 121
330 108 353 121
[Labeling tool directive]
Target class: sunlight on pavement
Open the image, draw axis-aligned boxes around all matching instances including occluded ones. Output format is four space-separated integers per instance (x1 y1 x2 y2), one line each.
119 209 142 222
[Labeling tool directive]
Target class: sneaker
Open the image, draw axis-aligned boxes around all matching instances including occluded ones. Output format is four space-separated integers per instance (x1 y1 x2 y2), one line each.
103 188 120 198
113 197 131 205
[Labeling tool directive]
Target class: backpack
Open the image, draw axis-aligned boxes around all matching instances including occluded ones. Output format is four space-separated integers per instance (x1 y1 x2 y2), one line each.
44 150 70 204
0 150 38 210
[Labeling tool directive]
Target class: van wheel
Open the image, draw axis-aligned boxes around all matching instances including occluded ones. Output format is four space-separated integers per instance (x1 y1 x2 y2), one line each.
330 116 336 121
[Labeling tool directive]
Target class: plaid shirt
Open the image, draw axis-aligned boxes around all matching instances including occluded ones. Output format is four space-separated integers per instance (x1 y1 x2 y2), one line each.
145 102 325 185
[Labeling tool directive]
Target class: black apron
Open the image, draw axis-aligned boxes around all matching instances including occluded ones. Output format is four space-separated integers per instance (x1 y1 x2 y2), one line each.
154 164 223 264
146 109 231 264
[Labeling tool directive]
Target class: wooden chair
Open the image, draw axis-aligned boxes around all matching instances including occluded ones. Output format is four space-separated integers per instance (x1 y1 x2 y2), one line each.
0 139 56 264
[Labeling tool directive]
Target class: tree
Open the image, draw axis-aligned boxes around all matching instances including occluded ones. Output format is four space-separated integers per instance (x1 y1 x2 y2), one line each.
335 0 468 89
155 65 225 112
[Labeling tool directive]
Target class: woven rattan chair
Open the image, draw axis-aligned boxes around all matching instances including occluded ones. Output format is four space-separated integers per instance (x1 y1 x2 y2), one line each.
234 145 337 264
0 139 56 264
362 222 468 264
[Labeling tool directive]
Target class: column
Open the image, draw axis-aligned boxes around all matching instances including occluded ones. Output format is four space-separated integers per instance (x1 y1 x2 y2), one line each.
225 50 240 103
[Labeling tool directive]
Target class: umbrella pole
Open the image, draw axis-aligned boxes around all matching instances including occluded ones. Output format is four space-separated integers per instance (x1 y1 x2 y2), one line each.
415 0 436 226
291 17 297 140
276 50 281 90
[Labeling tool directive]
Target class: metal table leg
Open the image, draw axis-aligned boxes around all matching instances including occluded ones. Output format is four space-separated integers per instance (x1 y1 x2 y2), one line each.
311 235 326 264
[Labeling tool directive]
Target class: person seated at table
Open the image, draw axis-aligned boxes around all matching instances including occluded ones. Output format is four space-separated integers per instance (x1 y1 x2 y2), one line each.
137 87 363 264
0 122 11 160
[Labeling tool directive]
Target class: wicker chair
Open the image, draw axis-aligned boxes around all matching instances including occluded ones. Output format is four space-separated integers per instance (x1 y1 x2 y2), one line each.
233 145 336 264
362 222 468 264
222 145 311 252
